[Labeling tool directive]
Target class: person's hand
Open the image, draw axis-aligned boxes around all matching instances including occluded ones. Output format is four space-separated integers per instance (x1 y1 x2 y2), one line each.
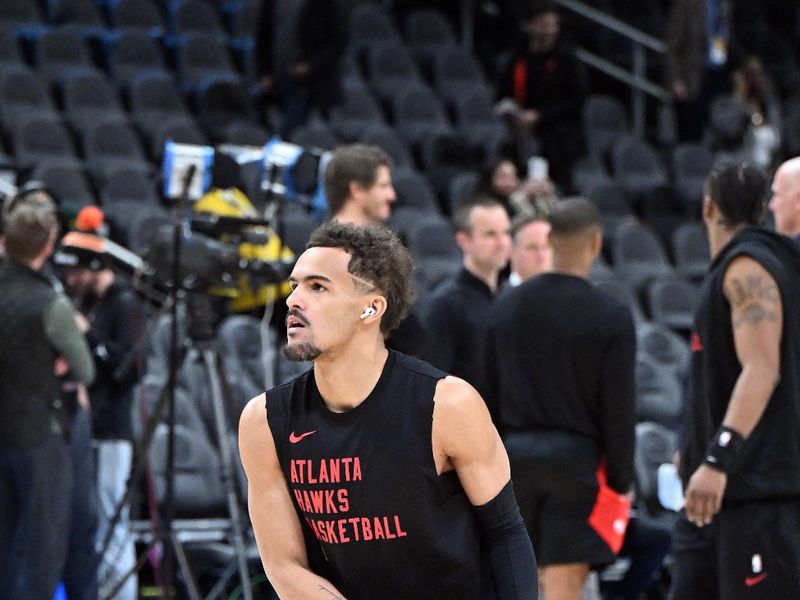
520 177 553 196
684 464 727 526
289 62 311 79
54 357 69 377
672 80 688 100
516 109 540 128
77 384 91 411
74 311 90 333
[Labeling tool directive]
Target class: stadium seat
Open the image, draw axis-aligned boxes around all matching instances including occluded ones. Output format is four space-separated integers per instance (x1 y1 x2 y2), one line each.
635 356 683 427
403 9 457 71
582 94 629 162
33 160 95 208
611 222 675 291
0 29 26 73
0 69 60 130
671 222 709 281
329 87 386 141
634 421 678 512
586 182 635 241
34 27 96 80
289 123 339 152
431 46 489 107
365 42 422 104
390 83 451 148
217 315 274 394
446 172 478 214
594 277 646 325
108 0 164 36
59 69 127 136
148 423 227 517
174 32 238 90
99 167 161 206
82 119 150 178
128 71 191 138
279 212 316 255
636 321 690 377
170 0 228 43
12 115 78 164
105 30 169 87
360 124 414 171
646 276 698 331
611 135 669 196
195 75 261 143
348 3 401 56
672 142 714 211
0 0 43 31
48 0 106 35
419 130 479 197
149 115 208 161
392 170 440 214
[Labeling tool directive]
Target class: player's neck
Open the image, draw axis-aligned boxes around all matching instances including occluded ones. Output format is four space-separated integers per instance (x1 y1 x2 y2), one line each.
708 223 746 259
313 339 389 413
333 205 374 226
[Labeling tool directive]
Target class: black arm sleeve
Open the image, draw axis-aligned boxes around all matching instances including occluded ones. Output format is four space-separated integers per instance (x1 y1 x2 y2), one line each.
473 481 538 599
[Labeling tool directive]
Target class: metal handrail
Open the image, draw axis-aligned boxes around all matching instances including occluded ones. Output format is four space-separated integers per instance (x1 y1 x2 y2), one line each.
574 48 670 102
553 0 670 136
555 0 666 53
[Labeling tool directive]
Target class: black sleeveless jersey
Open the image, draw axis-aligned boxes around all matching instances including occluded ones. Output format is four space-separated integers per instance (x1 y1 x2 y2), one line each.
265 350 486 599
680 227 800 501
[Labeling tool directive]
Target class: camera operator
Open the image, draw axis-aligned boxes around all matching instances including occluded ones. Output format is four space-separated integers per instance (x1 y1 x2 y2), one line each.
58 232 143 600
0 203 95 600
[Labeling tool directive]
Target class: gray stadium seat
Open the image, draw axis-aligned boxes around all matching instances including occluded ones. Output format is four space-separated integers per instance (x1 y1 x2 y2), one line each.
109 0 164 36
60 69 127 135
635 356 683 427
106 30 168 87
611 222 675 291
611 135 669 196
671 222 709 281
646 276 698 331
392 170 439 214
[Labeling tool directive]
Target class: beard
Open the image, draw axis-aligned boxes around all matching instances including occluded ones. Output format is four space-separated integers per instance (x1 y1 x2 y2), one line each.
283 341 322 362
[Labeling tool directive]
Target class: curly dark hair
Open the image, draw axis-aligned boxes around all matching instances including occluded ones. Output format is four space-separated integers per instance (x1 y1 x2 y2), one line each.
704 161 768 228
307 221 415 334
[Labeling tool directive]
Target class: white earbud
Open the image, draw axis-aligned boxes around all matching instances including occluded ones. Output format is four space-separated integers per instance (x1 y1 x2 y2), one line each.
360 306 377 319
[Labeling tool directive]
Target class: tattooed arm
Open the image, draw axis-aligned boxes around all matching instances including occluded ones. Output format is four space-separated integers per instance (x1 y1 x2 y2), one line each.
720 255 783 437
685 256 783 526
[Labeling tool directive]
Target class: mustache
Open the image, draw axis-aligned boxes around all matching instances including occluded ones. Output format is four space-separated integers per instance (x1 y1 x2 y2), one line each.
286 308 310 327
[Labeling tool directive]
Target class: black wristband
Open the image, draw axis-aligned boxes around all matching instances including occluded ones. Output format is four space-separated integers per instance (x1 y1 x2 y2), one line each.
703 426 745 474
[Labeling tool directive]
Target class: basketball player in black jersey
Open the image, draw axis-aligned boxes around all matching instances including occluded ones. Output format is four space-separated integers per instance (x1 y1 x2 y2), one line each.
239 221 537 599
670 162 800 598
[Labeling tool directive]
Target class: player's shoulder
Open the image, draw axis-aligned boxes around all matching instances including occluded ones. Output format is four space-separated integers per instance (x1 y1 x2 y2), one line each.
393 350 447 382
433 375 485 416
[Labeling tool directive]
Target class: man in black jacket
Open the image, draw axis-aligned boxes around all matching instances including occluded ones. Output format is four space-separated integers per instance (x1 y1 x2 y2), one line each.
0 204 95 600
59 232 142 600
671 162 800 599
483 198 635 600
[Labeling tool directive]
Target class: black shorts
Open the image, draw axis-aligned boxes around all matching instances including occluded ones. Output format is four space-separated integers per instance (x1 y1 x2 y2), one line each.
670 499 800 600
504 430 616 567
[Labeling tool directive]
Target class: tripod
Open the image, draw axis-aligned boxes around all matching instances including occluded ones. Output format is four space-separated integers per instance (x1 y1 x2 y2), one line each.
99 166 256 600
101 299 257 600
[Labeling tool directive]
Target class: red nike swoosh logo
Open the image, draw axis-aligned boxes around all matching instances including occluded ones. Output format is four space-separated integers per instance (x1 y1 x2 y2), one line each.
745 573 768 587
289 430 316 444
